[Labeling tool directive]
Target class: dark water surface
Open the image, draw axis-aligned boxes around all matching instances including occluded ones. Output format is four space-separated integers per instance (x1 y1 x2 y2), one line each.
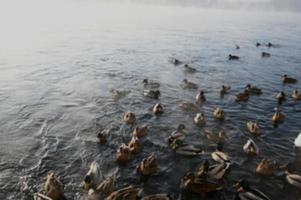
0 2 301 199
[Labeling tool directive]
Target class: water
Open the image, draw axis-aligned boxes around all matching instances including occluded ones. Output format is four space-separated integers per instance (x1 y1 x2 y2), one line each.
0 2 301 199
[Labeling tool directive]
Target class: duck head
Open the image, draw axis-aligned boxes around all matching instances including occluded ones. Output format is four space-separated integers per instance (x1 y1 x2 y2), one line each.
128 136 141 154
123 111 136 124
153 103 164 115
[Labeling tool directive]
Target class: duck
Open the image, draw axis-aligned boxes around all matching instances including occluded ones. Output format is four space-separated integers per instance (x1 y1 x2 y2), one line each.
272 110 285 123
179 101 199 112
213 107 225 120
153 103 164 115
97 129 109 144
136 153 157 176
196 90 206 102
42 171 65 200
110 89 130 101
256 158 279 176
243 138 259 156
261 52 271 57
143 89 160 99
168 124 187 150
285 173 301 189
197 160 230 180
105 186 140 200
203 129 227 143
276 91 286 104
256 42 261 47
292 90 301 100
116 144 132 163
181 172 223 196
194 113 206 126
171 58 181 65
282 75 297 84
88 173 117 200
245 84 262 95
183 64 197 73
235 92 249 102
128 136 141 154
141 193 173 200
246 121 260 136
143 79 160 89
234 179 271 200
220 85 231 96
211 143 231 163
294 132 301 148
133 125 148 138
83 162 100 191
181 79 198 89
267 42 273 47
228 54 239 60
123 111 136 125
235 44 240 49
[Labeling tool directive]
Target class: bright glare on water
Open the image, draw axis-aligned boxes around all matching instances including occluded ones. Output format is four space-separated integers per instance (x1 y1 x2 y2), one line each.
0 1 301 199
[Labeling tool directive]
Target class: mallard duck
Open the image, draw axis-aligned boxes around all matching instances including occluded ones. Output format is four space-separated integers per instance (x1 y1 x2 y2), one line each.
211 143 231 163
97 129 109 144
292 90 301 100
181 79 198 89
143 79 160 89
168 124 187 150
245 84 262 95
286 173 301 189
294 132 301 148
180 101 199 112
272 110 285 123
105 186 140 200
194 113 205 126
110 89 130 101
123 111 136 125
181 172 223 196
196 90 206 102
116 144 132 163
197 160 230 180
243 138 259 156
236 92 249 102
246 121 260 136
229 54 239 60
141 193 173 200
153 103 164 115
282 75 297 84
256 42 261 47
183 64 197 73
262 52 271 57
203 129 227 143
128 136 141 154
42 172 64 200
256 159 279 176
133 125 148 138
137 153 157 176
220 85 231 96
234 179 271 200
213 107 225 120
87 173 117 200
143 89 160 99
276 91 286 104
267 42 273 47
83 162 100 191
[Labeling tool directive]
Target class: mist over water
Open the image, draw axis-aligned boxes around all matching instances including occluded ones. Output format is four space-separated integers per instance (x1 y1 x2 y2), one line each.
0 0 301 200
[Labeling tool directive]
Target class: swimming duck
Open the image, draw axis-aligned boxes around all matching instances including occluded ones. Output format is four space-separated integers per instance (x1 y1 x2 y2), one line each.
128 136 141 154
213 107 225 120
116 144 132 163
143 89 160 99
83 162 100 191
181 79 198 89
110 89 130 101
228 54 239 60
171 58 181 65
87 173 117 200
272 110 285 123
194 113 206 126
234 179 271 200
294 132 301 148
195 90 206 102
43 172 65 200
211 143 231 163
105 186 140 200
133 125 148 138
261 52 271 57
256 42 261 47
282 75 297 84
197 160 230 180
183 64 197 73
246 121 260 136
243 138 259 156
256 158 279 176
123 112 136 125
181 172 223 196
276 91 286 104
137 153 157 176
143 79 160 89
292 90 301 100
245 84 262 95
235 44 240 49
220 85 231 96
235 92 249 102
286 173 301 189
97 129 109 144
141 193 173 200
203 129 227 143
179 101 199 112
168 124 187 150
267 42 273 47
153 103 164 115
